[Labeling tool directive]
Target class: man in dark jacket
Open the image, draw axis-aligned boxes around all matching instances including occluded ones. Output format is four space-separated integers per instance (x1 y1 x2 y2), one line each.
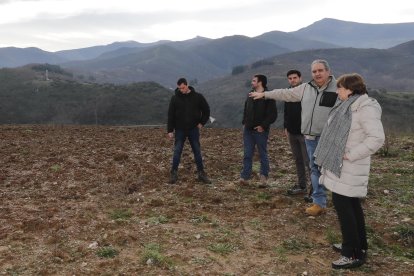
167 78 211 184
240 74 277 186
284 70 310 196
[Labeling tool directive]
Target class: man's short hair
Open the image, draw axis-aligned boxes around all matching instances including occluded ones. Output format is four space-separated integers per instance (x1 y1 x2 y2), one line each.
286 69 301 78
177 78 187 86
254 74 267 89
311 59 330 71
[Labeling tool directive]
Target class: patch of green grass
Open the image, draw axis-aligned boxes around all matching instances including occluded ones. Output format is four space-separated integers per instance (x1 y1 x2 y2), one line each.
252 162 260 173
109 209 132 221
394 225 414 246
325 227 341 244
50 164 61 172
96 246 118 258
390 167 414 175
256 192 271 201
215 227 237 243
280 237 312 253
272 246 288 262
207 243 236 255
141 243 173 268
147 215 169 225
190 214 210 224
272 237 314 259
190 256 214 265
182 196 193 203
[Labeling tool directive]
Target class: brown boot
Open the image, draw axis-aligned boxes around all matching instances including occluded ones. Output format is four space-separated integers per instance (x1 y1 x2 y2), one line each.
305 204 326 216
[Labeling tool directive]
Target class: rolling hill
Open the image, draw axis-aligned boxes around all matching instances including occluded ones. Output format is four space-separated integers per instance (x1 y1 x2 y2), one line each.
0 64 171 125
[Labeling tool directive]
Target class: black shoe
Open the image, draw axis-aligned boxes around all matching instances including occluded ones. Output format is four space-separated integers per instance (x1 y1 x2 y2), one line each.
197 170 211 184
287 185 306 195
332 256 363 269
303 195 313 203
332 244 367 261
169 170 178 184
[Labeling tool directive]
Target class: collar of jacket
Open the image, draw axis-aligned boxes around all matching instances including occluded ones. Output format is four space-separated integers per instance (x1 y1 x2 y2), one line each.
175 86 196 96
308 76 335 91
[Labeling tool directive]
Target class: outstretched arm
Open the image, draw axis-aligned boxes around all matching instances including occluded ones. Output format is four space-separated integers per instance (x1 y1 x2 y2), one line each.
249 91 265 100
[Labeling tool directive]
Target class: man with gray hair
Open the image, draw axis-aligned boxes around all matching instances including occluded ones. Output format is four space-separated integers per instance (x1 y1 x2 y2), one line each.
250 60 338 216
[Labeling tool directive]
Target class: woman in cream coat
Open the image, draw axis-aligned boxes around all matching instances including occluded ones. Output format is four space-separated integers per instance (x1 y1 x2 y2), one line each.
314 73 385 269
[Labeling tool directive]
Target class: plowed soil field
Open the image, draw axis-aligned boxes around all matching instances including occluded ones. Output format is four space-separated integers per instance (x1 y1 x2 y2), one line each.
0 125 412 275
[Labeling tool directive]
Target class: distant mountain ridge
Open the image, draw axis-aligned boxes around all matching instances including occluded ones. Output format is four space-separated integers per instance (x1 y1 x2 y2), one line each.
0 18 414 74
293 18 414 48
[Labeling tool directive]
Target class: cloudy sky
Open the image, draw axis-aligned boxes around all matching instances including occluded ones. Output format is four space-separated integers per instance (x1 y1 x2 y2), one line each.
0 0 412 52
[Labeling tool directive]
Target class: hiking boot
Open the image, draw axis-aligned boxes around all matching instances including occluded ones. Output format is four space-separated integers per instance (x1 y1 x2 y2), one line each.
239 178 249 185
305 204 326 216
197 170 211 184
169 170 178 184
332 256 363 269
258 175 269 188
287 185 306 195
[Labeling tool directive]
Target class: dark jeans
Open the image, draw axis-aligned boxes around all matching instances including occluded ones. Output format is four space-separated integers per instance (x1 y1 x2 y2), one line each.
172 127 204 172
332 192 368 259
288 133 309 188
241 128 269 179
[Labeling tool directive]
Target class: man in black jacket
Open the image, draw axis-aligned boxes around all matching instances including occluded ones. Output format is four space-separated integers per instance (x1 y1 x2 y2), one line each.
167 78 211 184
284 70 310 196
240 74 277 186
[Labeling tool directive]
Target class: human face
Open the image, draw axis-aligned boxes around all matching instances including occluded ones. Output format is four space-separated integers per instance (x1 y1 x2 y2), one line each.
336 85 353 101
177 83 190 94
251 77 261 91
311 63 330 87
287 74 302 87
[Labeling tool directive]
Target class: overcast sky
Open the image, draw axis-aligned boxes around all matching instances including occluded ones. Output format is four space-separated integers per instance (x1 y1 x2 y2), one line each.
0 0 413 52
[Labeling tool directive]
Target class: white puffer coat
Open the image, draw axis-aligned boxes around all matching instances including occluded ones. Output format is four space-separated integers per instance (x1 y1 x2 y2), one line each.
319 94 385 198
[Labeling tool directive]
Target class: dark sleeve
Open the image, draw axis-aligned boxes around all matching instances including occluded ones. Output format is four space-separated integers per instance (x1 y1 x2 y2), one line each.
167 96 175 133
284 102 288 129
261 99 277 129
199 94 210 126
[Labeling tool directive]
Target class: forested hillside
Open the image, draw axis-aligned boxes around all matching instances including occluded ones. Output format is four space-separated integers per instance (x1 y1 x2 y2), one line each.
0 64 171 125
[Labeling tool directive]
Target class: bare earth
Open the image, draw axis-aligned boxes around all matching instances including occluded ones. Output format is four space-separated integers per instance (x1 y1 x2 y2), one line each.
0 125 412 275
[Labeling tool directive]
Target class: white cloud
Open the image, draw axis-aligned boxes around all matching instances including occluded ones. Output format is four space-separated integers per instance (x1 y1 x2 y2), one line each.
0 0 412 51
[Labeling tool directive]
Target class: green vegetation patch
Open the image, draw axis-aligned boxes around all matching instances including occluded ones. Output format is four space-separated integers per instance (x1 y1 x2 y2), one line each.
109 209 133 221
96 246 118 258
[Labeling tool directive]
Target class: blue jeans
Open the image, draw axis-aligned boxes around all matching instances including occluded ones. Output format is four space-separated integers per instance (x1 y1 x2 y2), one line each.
241 128 269 179
172 127 204 172
305 136 327 208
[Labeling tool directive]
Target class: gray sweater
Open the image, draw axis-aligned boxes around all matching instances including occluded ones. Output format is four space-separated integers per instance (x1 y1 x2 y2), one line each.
264 76 337 136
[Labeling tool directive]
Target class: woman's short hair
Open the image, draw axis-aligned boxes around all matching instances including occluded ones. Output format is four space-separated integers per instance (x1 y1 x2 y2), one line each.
336 73 368 95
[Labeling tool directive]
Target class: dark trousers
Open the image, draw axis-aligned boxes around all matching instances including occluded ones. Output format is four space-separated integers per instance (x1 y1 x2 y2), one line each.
332 192 367 259
172 127 204 172
241 128 270 179
288 133 309 188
